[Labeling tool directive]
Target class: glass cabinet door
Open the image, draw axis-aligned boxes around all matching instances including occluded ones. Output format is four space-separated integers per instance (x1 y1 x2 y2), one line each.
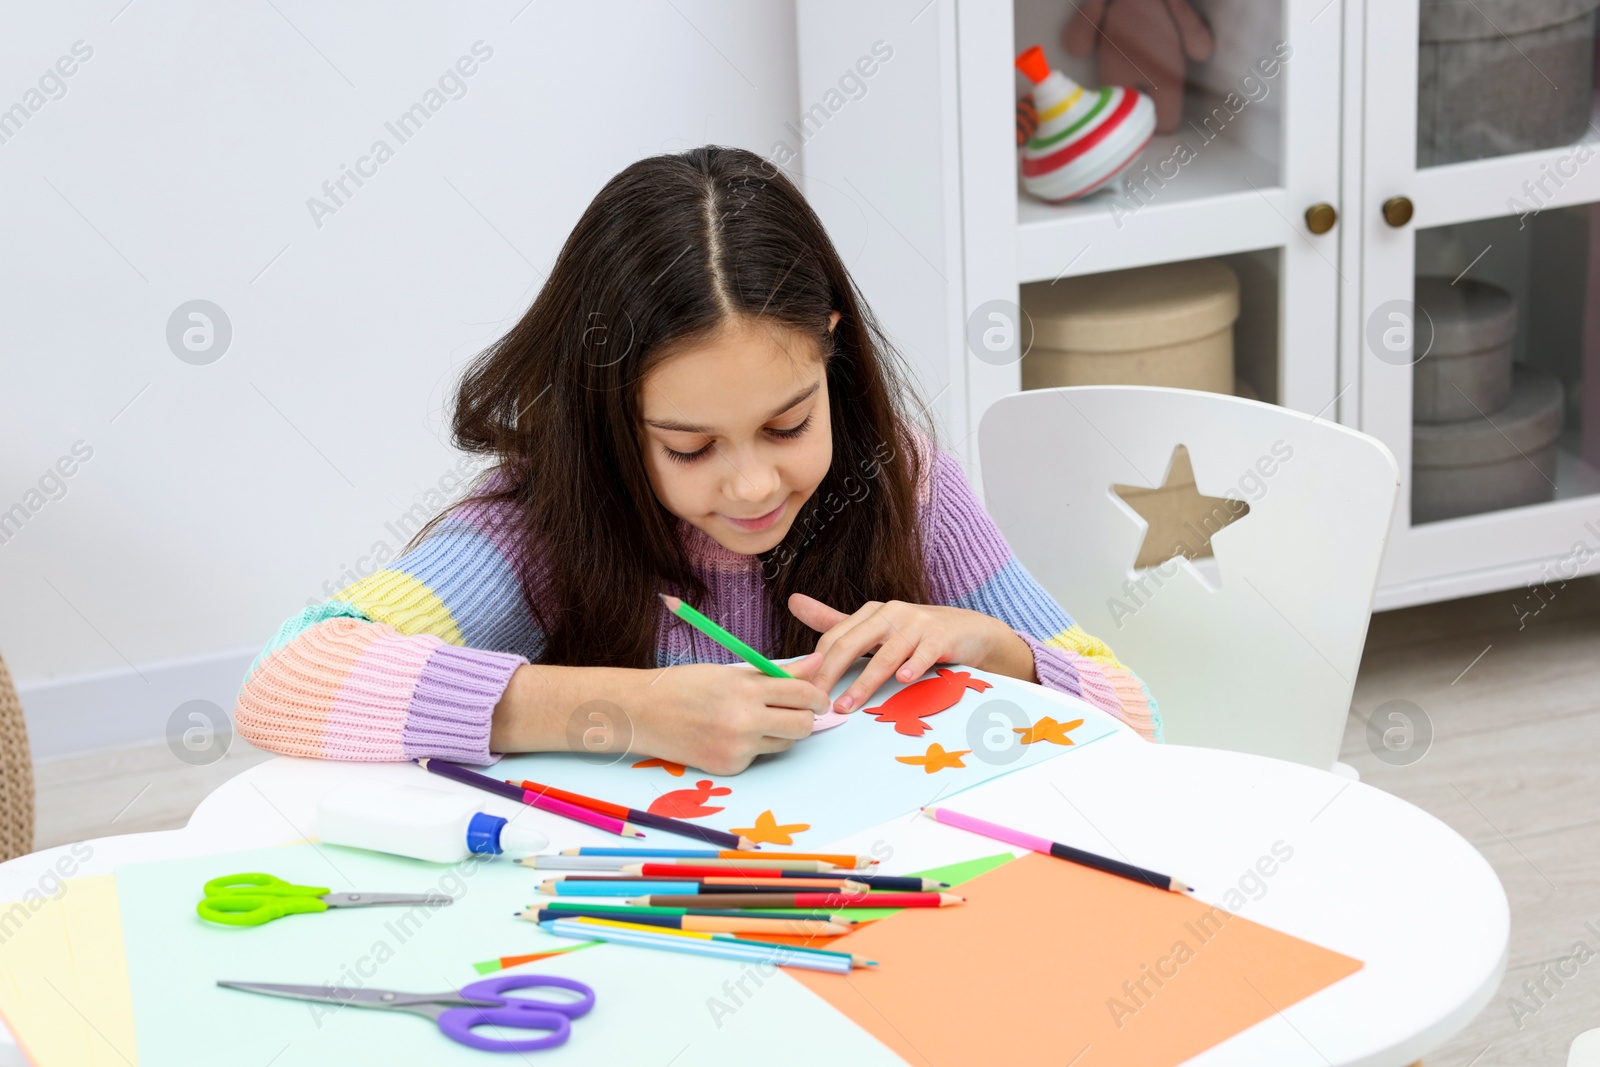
1362 0 1600 599
1417 0 1599 169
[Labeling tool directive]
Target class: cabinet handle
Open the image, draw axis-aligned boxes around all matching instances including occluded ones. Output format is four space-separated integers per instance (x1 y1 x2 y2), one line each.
1382 196 1414 228
1305 203 1338 234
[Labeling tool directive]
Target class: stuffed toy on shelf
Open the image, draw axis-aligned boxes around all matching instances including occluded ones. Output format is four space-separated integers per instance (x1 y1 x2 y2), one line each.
1064 0 1215 134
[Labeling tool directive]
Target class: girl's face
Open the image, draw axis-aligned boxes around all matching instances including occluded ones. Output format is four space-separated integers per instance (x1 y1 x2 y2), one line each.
637 312 839 555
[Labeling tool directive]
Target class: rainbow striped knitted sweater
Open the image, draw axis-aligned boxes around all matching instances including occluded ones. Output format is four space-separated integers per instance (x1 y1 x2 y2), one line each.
234 437 1161 764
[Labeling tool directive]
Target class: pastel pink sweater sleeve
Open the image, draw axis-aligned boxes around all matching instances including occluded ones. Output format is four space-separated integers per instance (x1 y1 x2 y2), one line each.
233 494 541 764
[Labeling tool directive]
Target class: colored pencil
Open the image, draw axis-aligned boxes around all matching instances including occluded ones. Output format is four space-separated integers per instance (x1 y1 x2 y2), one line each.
628 892 964 909
562 847 876 869
921 806 1192 894
525 855 838 873
535 900 855 925
659 594 791 678
415 759 646 838
537 877 869 894
471 942 597 975
551 874 869 889
508 778 754 851
540 919 852 974
520 907 853 937
564 916 876 967
520 855 649 871
625 864 945 891
551 873 859 887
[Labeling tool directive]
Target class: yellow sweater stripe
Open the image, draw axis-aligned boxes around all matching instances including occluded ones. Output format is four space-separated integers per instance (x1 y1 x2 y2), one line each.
1043 624 1129 673
332 569 463 646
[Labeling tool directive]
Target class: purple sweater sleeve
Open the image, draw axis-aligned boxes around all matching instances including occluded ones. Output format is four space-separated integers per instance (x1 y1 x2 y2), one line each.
234 491 540 764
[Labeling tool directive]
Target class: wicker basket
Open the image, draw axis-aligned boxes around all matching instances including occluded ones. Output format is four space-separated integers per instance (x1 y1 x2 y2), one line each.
0 653 34 861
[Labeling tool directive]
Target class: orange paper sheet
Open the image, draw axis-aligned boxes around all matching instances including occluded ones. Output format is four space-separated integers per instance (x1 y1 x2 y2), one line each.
791 853 1362 1067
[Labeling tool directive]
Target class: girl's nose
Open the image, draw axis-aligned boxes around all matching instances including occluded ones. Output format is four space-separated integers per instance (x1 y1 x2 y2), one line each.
723 457 782 503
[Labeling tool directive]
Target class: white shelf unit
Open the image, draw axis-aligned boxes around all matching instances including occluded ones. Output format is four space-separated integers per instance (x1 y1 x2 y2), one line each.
796 0 1600 610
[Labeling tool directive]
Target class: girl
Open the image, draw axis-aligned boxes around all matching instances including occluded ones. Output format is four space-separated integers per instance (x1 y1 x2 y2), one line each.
235 146 1159 775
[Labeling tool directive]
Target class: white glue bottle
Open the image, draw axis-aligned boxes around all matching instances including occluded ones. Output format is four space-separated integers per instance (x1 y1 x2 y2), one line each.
317 781 549 863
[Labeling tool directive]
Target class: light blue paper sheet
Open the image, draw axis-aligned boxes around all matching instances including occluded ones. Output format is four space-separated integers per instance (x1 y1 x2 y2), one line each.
499 663 1122 849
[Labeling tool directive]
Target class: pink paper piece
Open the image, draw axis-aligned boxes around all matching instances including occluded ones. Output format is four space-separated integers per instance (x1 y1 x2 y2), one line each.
811 710 851 732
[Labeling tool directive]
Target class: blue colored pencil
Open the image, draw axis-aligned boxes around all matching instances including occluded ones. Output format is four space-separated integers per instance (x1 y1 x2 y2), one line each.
540 919 852 974
565 847 725 859
561 846 875 869
539 880 707 896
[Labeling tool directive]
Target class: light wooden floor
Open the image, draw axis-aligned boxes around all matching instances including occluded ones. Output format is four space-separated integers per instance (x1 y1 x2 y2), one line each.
1341 574 1600 1066
31 577 1600 1064
33 735 271 851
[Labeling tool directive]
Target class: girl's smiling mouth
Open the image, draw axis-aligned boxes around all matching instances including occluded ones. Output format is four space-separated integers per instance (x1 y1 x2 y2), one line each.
723 500 787 532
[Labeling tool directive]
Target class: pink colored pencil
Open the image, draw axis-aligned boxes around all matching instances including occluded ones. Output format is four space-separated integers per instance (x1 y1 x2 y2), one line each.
532 793 646 838
921 806 1190 893
415 758 645 838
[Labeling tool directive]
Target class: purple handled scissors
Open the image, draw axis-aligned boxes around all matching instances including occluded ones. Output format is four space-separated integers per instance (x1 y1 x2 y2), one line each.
218 974 595 1052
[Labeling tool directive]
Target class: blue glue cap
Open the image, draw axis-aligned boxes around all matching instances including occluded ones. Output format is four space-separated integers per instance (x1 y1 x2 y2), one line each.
466 812 550 857
467 812 508 855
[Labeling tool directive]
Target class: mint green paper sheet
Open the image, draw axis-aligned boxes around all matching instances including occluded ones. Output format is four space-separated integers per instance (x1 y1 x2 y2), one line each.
117 841 905 1065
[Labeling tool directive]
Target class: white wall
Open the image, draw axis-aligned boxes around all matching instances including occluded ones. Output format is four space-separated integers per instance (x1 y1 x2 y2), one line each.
0 1 869 754
794 1 961 454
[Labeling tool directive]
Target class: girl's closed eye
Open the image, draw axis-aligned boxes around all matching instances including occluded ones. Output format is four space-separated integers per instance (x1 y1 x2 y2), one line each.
768 413 813 440
661 413 813 465
663 440 713 465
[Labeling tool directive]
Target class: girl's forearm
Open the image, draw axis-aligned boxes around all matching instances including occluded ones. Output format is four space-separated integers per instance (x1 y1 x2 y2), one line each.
489 662 642 754
980 624 1040 685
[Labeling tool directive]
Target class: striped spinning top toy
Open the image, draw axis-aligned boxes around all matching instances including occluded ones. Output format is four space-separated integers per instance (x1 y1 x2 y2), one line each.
1015 45 1155 203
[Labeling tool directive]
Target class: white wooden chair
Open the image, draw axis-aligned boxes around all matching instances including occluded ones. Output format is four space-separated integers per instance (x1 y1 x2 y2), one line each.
978 386 1399 770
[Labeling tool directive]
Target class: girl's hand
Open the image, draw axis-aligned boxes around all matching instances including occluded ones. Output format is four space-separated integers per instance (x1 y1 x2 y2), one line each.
626 659 829 776
787 593 1036 714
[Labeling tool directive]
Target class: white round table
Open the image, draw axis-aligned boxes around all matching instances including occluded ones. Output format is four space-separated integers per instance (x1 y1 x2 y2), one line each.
0 724 1506 1066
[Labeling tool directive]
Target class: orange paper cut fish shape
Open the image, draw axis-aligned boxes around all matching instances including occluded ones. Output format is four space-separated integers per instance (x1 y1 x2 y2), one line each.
1014 715 1084 746
648 779 732 819
868 668 993 736
632 757 687 777
730 810 810 846
896 742 971 773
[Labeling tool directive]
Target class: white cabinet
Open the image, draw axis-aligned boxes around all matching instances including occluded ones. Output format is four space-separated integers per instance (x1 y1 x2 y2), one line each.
1357 0 1600 607
796 0 1600 610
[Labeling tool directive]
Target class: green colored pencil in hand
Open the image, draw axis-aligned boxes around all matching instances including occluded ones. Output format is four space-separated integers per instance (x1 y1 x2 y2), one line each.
659 594 793 678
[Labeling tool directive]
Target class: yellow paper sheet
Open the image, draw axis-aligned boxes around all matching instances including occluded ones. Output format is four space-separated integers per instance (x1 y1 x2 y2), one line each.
0 875 138 1066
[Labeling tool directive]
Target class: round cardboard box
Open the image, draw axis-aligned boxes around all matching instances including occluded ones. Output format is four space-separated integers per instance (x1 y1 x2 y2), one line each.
1412 364 1564 523
1020 260 1238 394
1412 275 1515 423
1419 0 1600 166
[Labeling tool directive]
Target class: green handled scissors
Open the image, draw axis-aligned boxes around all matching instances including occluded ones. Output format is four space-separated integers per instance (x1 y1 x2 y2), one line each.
198 872 455 927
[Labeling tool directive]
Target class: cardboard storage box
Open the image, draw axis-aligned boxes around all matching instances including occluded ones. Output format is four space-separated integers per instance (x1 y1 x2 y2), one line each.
1020 259 1239 394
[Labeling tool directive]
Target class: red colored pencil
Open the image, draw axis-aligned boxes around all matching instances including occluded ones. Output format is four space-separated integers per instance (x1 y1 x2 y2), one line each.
509 778 754 851
630 863 793 879
626 892 964 909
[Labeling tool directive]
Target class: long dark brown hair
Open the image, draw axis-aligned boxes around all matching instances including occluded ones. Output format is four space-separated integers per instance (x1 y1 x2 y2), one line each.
425 145 931 668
